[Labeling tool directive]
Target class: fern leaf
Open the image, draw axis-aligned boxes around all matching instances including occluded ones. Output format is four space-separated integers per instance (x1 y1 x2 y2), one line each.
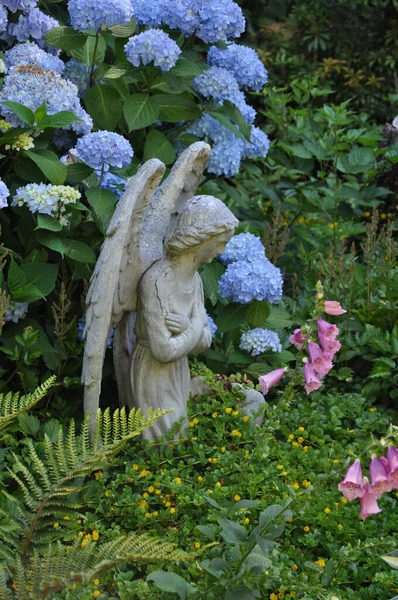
0 377 56 435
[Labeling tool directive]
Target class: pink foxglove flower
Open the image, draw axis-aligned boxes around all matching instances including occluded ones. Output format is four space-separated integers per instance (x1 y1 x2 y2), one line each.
318 331 341 359
338 459 365 501
386 445 398 488
308 341 333 377
303 362 322 394
317 318 339 341
359 478 382 520
369 455 392 497
259 367 287 395
289 328 307 349
324 300 346 316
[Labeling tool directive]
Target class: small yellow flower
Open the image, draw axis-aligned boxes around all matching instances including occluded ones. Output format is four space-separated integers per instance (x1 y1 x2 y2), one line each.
81 538 89 548
298 426 305 432
132 464 139 470
369 407 377 412
216 481 222 488
291 482 299 490
212 412 218 418
341 497 348 504
338 523 343 529
193 542 201 549
292 441 300 447
302 446 309 453
170 507 176 514
244 449 249 458
92 530 99 541
290 593 296 597
175 477 182 484
270 594 278 600
220 446 226 452
297 437 304 443
315 558 326 568
94 470 103 479
242 415 250 422
364 211 371 217
140 469 150 476
147 485 155 493
104 490 111 497
153 511 159 517
281 471 288 476
225 407 232 414
303 526 310 532
302 480 311 488
231 429 242 437
165 501 171 507
232 410 239 416
145 512 151 518
288 434 295 440
93 579 100 586
244 517 250 525
189 420 195 427
93 591 101 598
78 531 84 538
53 523 59 528
63 516 70 520
143 492 148 499
193 417 199 424
329 223 337 229
324 507 331 514
197 476 203 482
84 533 92 540
155 489 161 495
381 213 387 219
77 519 82 524
234 494 241 502
333 459 340 464
287 517 294 523
276 464 284 470
291 564 298 571
66 546 72 552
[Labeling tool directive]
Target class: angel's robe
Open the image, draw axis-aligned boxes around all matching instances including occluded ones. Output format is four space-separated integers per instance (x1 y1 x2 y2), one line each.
128 260 212 440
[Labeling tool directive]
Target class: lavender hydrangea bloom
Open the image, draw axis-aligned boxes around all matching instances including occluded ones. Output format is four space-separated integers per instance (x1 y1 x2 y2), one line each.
196 0 245 43
9 8 58 43
208 44 268 92
4 42 65 74
193 66 239 103
132 0 162 26
229 90 256 124
125 30 181 71
219 232 265 266
4 302 29 324
3 0 37 13
160 0 202 35
0 178 10 209
0 6 8 33
244 127 270 159
99 171 126 200
73 131 133 169
219 257 283 304
240 328 282 356
0 66 92 134
63 58 89 96
68 0 134 32
206 314 218 339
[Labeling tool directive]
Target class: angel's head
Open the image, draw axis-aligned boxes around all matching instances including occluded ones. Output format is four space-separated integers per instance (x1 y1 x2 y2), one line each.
165 195 238 261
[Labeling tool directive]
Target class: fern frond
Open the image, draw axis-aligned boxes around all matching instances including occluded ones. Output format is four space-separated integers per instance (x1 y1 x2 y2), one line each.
0 377 56 435
0 568 13 599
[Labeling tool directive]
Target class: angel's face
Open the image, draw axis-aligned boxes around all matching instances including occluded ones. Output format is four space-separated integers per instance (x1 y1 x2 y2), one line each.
197 231 234 264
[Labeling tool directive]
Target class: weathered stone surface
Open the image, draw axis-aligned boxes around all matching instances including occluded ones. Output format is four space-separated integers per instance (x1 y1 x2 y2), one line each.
232 383 266 425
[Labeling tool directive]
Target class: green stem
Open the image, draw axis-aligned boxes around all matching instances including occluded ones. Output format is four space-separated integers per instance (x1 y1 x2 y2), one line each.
89 31 100 88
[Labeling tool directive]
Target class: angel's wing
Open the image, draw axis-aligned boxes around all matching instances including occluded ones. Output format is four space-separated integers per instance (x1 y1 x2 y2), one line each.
82 159 166 427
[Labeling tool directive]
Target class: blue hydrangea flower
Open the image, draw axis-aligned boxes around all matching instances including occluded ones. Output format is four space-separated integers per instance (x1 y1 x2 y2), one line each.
240 328 282 356
3 0 37 12
99 171 126 200
4 42 65 75
8 8 58 44
132 0 162 26
0 6 8 33
160 0 202 36
0 65 92 134
218 257 283 304
12 183 81 225
219 232 266 266
244 126 270 159
4 301 29 324
193 66 239 103
73 131 134 170
207 43 268 92
229 90 256 124
196 0 245 43
125 30 181 71
68 0 134 32
206 314 217 339
0 178 10 209
63 58 89 96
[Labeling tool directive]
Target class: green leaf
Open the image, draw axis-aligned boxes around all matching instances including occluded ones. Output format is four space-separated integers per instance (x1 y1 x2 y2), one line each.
24 150 67 185
36 214 63 232
62 239 96 263
70 35 106 65
43 26 88 50
214 100 252 141
264 306 292 329
259 502 290 528
218 517 247 545
153 94 201 122
109 18 136 37
200 262 225 306
0 101 34 126
35 231 65 256
7 259 27 297
194 525 215 541
215 303 248 333
85 187 117 233
34 102 47 125
84 84 123 130
336 146 376 174
231 500 261 511
66 162 95 183
18 413 41 437
147 571 198 600
41 111 81 128
247 300 271 328
21 262 59 298
369 357 396 378
171 56 205 77
143 130 176 165
123 94 159 131
209 111 246 142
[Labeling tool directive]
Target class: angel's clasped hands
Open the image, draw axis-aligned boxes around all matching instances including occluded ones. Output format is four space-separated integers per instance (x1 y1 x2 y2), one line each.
165 312 190 335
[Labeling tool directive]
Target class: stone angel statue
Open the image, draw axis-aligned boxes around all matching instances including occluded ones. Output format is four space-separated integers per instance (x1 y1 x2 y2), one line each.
82 142 238 440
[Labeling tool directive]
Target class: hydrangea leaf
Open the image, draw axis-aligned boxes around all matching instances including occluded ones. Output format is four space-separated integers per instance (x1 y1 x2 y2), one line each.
24 150 67 185
0 101 34 126
85 187 117 233
35 231 65 257
70 35 106 66
62 239 96 263
153 94 201 122
143 131 176 165
43 26 88 51
123 94 159 131
36 214 63 232
84 84 123 130
215 303 248 333
109 18 136 38
247 301 271 328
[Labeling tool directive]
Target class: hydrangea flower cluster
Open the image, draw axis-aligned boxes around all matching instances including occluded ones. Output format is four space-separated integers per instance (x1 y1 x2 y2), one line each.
63 59 89 97
4 301 29 323
0 65 92 134
125 29 181 71
338 448 398 520
67 0 133 32
8 8 58 44
207 43 268 92
219 256 283 304
3 0 37 13
4 42 65 74
73 131 133 170
206 314 217 339
0 178 10 209
193 66 240 103
132 0 162 26
0 6 8 33
99 171 127 200
240 328 282 356
12 183 81 225
219 232 266 265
